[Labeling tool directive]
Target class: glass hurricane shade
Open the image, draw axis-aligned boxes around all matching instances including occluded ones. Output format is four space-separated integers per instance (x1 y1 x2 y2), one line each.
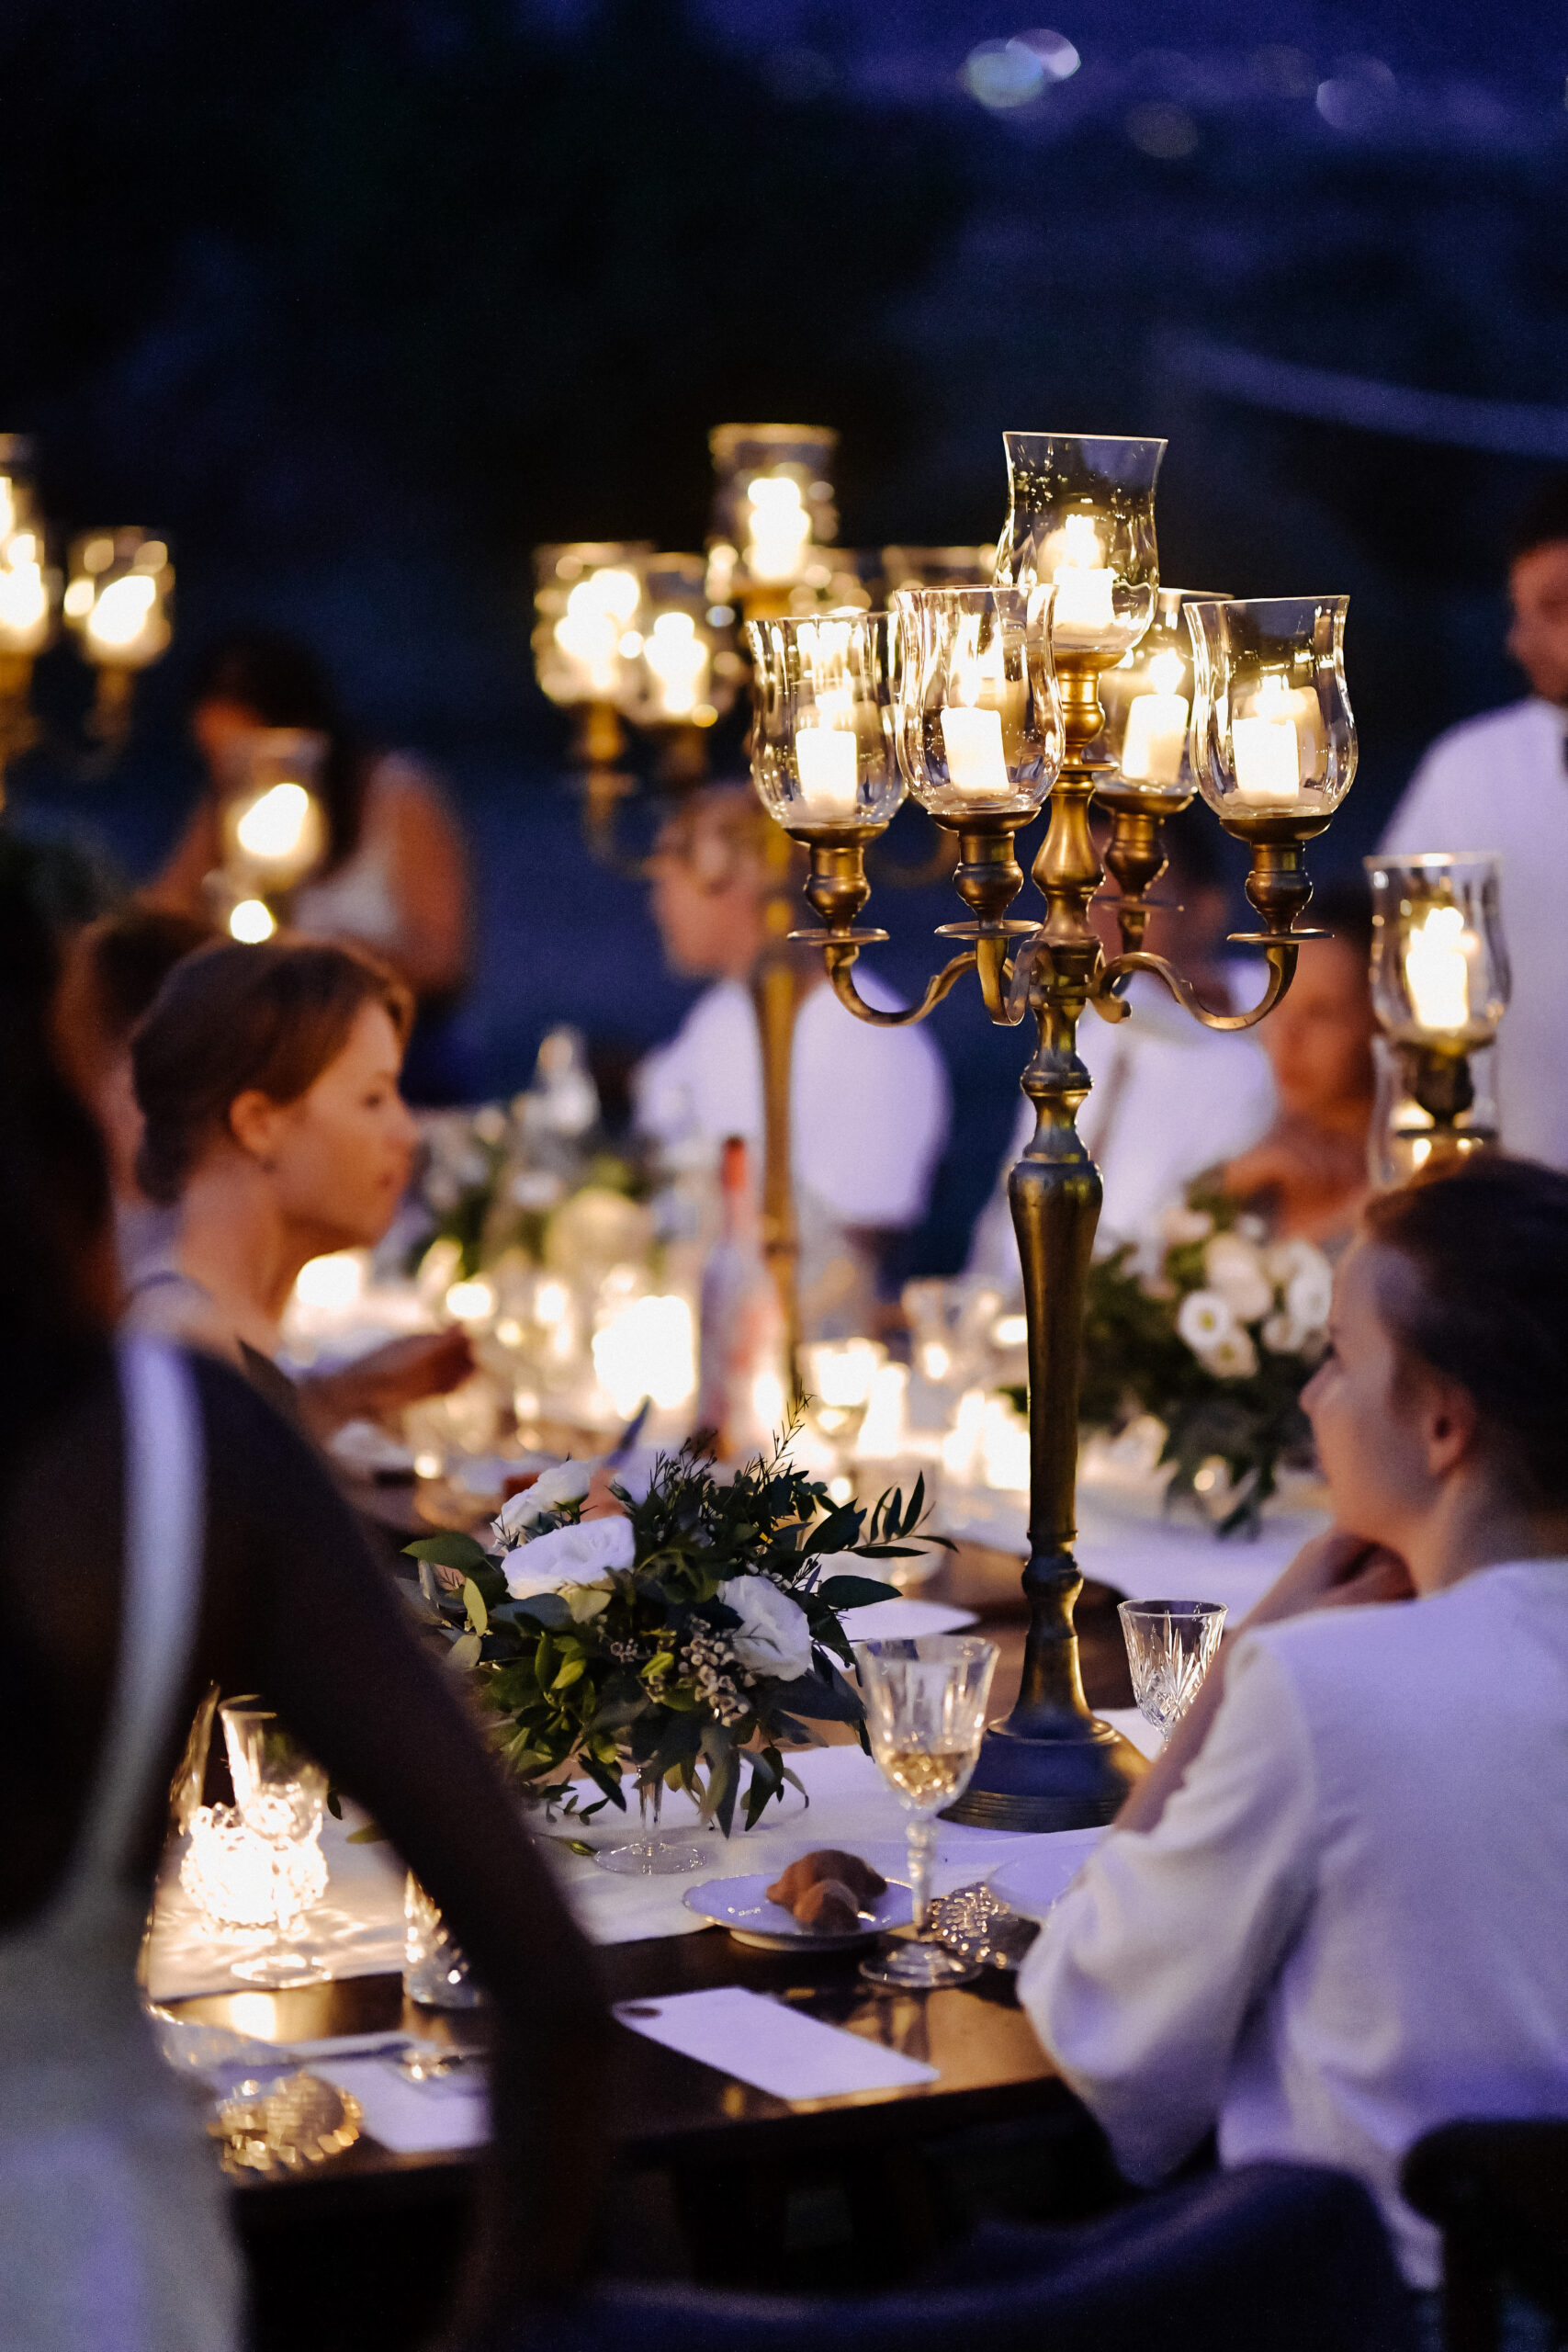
1097 586 1231 797
613 552 737 729
218 729 330 894
63 528 173 669
1185 597 1356 822
707 424 839 596
748 608 904 831
993 433 1165 662
1365 853 1509 1047
891 585 1063 820
532 542 653 708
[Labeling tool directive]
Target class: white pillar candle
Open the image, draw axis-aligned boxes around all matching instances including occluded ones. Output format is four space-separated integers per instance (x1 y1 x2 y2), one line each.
1120 690 1189 785
1050 566 1117 650
1404 904 1471 1033
941 703 1010 794
794 723 860 813
1231 714 1302 803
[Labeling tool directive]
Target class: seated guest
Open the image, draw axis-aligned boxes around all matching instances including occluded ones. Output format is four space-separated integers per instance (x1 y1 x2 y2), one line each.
52 905 215 1286
1380 473 1568 1168
126 936 472 1436
144 628 475 1103
634 783 950 1332
0 870 605 2348
1218 882 1375 1248
1021 1156 1568 2312
967 810 1275 1283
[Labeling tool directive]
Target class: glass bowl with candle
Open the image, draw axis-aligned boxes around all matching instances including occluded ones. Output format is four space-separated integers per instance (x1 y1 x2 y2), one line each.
1098 586 1229 801
748 610 904 833
892 584 1063 822
1187 596 1356 837
993 433 1165 668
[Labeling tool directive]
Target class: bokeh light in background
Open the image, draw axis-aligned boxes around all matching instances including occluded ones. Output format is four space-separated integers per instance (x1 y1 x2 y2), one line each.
3 0 1565 1267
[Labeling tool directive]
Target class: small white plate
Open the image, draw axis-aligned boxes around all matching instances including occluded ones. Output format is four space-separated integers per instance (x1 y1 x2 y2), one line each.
840 1596 978 1640
986 1828 1108 1923
684 1871 913 1951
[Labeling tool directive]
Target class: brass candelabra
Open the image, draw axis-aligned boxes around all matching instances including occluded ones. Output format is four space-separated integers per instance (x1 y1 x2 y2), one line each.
749 437 1358 1829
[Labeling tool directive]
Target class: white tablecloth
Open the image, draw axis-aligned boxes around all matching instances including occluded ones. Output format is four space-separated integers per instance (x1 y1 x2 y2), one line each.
146 1726 1162 2001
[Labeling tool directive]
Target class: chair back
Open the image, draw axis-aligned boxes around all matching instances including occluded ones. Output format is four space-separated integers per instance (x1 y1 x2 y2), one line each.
1404 2118 1568 2352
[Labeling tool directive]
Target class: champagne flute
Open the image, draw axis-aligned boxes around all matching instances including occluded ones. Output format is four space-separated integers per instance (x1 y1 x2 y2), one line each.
854 1636 998 1989
219 1703 330 1986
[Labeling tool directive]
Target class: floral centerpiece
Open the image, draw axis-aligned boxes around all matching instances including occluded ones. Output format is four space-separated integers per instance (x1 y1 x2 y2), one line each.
1076 1193 1334 1535
405 1435 930 1834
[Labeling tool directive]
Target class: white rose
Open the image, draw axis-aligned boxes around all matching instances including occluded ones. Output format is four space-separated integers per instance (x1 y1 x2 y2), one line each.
1177 1289 1239 1357
1201 1233 1274 1324
1285 1251 1334 1335
493 1456 602 1543
1201 1328 1259 1378
502 1513 634 1599
716 1576 813 1680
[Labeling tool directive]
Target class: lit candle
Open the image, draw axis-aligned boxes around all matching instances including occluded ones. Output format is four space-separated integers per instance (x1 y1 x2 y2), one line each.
941 703 1010 794
794 723 860 813
1051 514 1117 650
1404 903 1471 1033
1232 676 1303 803
1121 695 1188 784
642 610 707 718
746 476 811 583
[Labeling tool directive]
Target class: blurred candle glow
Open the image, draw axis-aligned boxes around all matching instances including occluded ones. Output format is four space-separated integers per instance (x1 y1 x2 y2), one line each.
745 476 812 583
0 532 51 653
229 899 276 943
236 781 312 863
592 1294 697 1417
1050 514 1117 650
1404 903 1471 1033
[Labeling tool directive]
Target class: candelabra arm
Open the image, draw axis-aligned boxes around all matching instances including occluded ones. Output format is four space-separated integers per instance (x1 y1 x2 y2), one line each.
823 942 976 1027
1098 940 1299 1032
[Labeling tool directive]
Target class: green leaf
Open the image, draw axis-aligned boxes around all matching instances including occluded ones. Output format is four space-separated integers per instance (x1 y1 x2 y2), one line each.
512 1593 573 1631
769 1666 864 1725
446 1632 482 1672
404 1532 491 1575
462 1577 490 1635
551 1656 586 1690
817 1575 898 1611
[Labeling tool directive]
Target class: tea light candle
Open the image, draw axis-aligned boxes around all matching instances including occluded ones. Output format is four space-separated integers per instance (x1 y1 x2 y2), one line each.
941 703 1010 794
794 724 860 813
1404 903 1471 1033
1121 690 1189 785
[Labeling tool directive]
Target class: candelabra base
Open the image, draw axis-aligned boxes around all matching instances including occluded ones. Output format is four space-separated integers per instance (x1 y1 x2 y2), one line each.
942 1714 1146 1832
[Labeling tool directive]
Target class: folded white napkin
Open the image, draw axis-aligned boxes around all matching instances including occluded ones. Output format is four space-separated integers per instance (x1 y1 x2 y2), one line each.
315 2055 489 2154
612 1986 939 2099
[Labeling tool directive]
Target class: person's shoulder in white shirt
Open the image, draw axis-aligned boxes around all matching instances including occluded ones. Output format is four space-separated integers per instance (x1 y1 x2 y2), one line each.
1383 696 1568 851
1021 1560 1568 2285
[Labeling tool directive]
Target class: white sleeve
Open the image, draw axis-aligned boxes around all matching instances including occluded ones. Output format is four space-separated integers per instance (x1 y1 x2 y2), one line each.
791 975 951 1228
1018 1636 1319 2184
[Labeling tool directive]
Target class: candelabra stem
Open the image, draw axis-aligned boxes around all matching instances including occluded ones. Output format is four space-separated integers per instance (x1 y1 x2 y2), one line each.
943 665 1148 1831
752 823 803 1401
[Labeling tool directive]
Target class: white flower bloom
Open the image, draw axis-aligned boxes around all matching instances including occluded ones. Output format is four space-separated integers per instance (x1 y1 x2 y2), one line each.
493 1456 601 1543
1177 1289 1239 1356
1201 1328 1259 1378
1263 1238 1317 1289
1285 1251 1335 1334
716 1576 813 1680
1202 1233 1274 1324
1161 1204 1215 1247
502 1513 634 1599
1261 1310 1306 1357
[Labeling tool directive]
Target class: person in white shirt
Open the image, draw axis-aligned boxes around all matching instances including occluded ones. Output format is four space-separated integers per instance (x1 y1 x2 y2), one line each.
967 809 1275 1283
1021 1155 1568 2300
634 785 950 1332
1381 475 1568 1167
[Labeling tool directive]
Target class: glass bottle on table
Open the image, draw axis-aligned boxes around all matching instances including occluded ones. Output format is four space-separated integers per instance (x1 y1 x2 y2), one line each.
696 1135 787 1457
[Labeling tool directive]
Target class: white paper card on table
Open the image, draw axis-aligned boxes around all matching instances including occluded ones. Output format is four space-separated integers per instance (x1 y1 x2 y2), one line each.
315 2055 490 2155
613 1986 938 2099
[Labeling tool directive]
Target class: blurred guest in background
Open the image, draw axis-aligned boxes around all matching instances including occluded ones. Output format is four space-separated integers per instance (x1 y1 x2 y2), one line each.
52 905 215 1288
967 810 1275 1284
1219 884 1376 1249
145 629 475 1103
1382 473 1568 1167
634 783 950 1333
127 937 471 1437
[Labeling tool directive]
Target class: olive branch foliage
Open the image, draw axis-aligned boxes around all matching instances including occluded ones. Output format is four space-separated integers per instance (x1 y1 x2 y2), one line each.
405 1428 939 1837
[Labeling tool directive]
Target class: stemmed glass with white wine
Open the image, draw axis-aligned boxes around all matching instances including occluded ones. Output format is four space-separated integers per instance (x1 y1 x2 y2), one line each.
854 1635 998 1990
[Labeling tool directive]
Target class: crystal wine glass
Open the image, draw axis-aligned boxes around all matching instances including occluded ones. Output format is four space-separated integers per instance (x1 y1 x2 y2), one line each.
854 1635 998 1990
219 1703 330 1986
1117 1600 1226 1745
595 1770 707 1877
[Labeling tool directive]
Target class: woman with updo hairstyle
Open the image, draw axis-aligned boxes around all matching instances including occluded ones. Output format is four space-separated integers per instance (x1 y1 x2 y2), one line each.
128 936 472 1436
1021 1156 1568 2331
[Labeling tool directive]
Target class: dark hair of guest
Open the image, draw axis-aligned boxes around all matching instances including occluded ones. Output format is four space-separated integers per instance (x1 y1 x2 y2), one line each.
132 937 412 1204
1363 1157 1568 1508
56 907 216 1078
190 628 367 872
1508 472 1568 565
